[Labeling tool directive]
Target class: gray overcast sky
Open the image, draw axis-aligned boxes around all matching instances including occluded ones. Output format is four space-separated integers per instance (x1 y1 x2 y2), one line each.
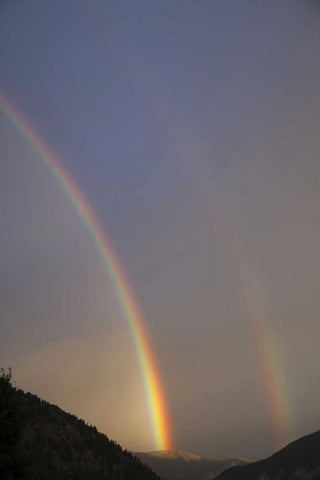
1 0 320 459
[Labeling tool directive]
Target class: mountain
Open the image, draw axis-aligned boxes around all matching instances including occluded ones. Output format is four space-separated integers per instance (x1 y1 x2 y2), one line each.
215 431 320 480
0 369 159 480
134 449 250 480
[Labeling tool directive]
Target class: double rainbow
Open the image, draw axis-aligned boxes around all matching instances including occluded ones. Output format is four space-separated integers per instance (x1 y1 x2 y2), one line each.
0 94 173 451
2 93 294 453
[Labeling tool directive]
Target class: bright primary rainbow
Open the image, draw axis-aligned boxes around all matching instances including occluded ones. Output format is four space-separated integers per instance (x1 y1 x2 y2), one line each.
0 94 173 451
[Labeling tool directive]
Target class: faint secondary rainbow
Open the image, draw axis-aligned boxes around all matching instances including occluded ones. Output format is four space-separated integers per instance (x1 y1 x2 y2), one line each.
0 94 173 451
244 280 292 450
165 101 294 450
215 205 293 450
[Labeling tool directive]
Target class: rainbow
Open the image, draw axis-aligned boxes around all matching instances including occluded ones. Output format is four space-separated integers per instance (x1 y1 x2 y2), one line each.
218 215 293 450
163 109 293 451
245 287 292 450
0 93 173 451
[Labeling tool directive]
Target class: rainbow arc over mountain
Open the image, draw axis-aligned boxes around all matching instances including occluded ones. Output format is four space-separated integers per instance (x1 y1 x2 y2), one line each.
0 94 173 451
1 93 293 453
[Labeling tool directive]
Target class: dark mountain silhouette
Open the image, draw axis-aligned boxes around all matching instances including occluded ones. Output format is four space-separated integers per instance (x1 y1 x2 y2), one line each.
134 449 250 480
2 369 319 480
0 369 159 480
214 430 320 480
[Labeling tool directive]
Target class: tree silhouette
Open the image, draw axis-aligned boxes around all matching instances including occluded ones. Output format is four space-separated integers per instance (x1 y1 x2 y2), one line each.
0 368 27 479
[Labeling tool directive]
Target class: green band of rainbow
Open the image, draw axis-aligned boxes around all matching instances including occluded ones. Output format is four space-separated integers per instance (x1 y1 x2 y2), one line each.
0 93 173 451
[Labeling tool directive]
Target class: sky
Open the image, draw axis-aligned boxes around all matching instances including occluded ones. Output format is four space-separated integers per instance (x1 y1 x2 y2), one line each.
1 0 320 460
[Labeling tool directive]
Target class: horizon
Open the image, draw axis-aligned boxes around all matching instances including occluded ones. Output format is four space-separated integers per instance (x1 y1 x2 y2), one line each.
2 368 320 462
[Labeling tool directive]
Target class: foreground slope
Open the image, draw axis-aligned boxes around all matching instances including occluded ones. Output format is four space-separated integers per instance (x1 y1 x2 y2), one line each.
134 450 250 480
215 431 320 480
0 370 159 480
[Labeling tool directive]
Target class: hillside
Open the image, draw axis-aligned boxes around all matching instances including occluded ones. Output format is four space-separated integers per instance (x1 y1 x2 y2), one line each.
134 449 250 480
215 430 320 480
0 369 159 480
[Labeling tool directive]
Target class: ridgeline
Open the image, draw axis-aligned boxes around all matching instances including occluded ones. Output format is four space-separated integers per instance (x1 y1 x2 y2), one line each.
214 430 320 480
